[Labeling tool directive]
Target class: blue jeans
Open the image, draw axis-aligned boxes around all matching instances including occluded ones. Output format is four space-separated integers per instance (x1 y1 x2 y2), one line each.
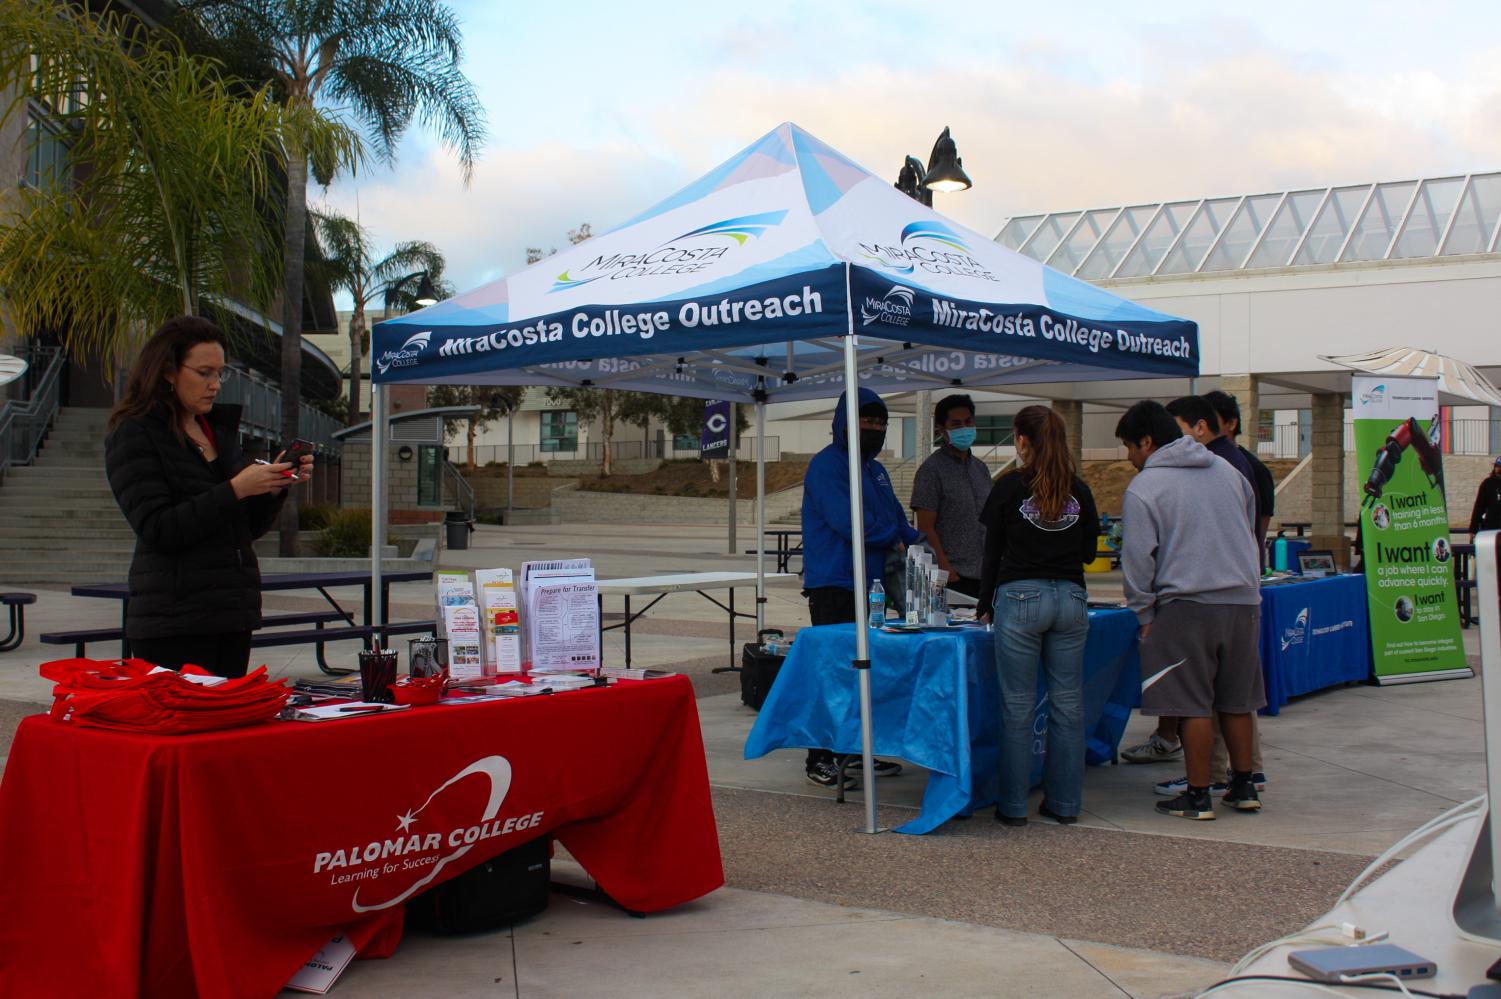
993 579 1089 818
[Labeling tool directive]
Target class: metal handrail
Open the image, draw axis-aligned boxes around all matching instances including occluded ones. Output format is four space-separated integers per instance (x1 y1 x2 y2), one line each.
443 459 476 519
0 346 65 484
214 364 345 457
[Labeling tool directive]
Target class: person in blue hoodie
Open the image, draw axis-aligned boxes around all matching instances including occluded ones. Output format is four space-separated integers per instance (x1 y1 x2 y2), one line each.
799 387 921 788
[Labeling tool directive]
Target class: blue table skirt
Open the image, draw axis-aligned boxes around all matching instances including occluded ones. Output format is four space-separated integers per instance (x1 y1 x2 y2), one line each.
743 609 1140 834
1257 573 1371 715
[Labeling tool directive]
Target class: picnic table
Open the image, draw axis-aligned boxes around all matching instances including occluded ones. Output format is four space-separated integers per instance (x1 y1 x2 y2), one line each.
743 529 803 574
51 570 435 672
596 570 796 668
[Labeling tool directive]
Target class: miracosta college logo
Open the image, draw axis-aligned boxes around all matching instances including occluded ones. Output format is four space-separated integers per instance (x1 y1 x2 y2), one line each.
374 329 432 375
861 284 915 326
1359 383 1387 405
858 220 998 282
311 755 545 913
549 211 790 293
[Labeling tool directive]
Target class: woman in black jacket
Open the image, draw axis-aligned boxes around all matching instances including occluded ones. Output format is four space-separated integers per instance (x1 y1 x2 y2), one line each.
105 316 313 677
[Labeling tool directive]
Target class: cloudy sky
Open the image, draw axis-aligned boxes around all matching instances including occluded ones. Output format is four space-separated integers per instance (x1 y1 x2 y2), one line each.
318 0 1501 304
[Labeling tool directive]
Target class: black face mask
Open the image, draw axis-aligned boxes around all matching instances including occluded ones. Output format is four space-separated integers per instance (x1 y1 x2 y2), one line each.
859 427 886 457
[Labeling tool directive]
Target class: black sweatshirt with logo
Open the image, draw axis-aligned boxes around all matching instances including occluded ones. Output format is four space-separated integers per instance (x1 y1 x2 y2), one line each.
976 470 1100 614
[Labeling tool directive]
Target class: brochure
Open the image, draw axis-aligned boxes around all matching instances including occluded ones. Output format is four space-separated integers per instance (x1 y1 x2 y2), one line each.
441 604 485 681
474 567 523 675
434 570 475 641
283 702 413 722
285 934 357 993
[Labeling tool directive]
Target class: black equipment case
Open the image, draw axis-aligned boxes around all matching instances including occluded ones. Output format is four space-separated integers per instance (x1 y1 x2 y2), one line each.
740 629 786 711
406 834 551 934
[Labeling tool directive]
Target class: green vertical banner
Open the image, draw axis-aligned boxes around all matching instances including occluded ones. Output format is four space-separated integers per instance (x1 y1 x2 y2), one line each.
1351 375 1471 684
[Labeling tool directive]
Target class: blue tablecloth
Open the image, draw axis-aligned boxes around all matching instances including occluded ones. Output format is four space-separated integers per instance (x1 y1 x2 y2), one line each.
1258 573 1371 714
743 610 1140 834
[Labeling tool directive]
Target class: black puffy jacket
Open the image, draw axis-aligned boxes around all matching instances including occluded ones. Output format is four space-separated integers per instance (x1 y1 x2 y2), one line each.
104 404 284 639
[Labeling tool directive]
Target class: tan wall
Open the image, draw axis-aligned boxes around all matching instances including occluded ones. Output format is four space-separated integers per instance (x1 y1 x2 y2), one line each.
341 443 443 520
1273 453 1494 530
466 475 575 510
552 484 804 525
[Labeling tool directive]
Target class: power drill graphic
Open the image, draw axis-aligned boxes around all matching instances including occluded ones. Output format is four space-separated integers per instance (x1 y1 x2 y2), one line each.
1361 415 1443 507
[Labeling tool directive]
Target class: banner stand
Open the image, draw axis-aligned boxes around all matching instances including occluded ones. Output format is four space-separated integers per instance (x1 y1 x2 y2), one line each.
1351 375 1470 685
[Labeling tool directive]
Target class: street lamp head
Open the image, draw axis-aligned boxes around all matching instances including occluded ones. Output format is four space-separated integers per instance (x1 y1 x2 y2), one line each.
414 273 437 307
385 270 437 313
923 126 972 194
894 156 924 200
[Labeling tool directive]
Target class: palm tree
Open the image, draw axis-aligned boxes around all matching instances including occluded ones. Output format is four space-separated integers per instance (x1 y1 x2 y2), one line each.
0 4 355 368
183 0 485 553
311 210 446 423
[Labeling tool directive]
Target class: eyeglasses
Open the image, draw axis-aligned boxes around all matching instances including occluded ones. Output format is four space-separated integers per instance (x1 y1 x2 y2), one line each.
184 366 233 384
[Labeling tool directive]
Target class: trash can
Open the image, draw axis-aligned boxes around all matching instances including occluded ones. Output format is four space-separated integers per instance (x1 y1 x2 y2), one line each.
444 511 471 551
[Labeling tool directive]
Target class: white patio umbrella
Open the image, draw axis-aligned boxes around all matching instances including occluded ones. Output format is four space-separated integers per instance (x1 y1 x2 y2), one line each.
1321 346 1501 407
0 354 28 388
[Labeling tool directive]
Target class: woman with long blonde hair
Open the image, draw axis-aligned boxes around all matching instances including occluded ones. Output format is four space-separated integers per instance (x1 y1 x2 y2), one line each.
976 405 1100 825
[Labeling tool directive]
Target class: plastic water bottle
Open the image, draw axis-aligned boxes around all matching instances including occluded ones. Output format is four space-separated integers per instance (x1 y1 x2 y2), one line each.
905 549 922 626
868 580 885 628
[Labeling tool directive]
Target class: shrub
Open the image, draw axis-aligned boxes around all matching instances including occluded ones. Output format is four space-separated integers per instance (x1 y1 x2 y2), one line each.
315 508 374 557
298 504 337 531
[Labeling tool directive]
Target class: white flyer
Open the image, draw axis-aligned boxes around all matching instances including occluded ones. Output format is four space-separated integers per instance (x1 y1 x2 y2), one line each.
519 559 595 668
527 580 600 673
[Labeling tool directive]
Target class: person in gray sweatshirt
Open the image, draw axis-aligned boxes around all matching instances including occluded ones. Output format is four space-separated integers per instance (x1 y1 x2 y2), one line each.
1115 401 1265 820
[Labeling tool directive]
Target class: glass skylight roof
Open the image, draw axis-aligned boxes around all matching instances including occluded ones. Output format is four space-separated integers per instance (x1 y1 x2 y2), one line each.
995 172 1501 278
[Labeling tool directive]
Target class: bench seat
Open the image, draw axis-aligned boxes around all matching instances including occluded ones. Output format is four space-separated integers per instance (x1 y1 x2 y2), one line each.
1 592 37 653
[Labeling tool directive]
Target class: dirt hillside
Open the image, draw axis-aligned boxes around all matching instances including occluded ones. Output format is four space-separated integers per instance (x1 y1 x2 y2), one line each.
575 459 809 499
1082 457 1300 516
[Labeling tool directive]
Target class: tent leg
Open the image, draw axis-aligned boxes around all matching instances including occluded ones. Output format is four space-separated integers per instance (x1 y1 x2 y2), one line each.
755 401 766 635
841 324 878 835
371 383 386 643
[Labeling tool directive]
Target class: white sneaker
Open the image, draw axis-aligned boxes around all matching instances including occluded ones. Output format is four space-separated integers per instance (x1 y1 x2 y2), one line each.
1119 733 1183 764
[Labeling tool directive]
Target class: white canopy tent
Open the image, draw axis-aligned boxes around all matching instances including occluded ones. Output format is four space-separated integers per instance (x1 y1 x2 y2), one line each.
371 122 1199 832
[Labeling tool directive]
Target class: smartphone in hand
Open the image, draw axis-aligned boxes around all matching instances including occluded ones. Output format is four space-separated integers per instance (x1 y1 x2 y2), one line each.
276 438 315 479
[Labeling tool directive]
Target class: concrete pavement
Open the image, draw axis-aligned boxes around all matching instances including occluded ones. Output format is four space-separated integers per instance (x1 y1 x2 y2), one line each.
0 521 1486 997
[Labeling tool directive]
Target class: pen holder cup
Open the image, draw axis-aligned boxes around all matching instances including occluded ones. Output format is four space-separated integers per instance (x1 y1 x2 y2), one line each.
358 650 399 704
407 637 449 679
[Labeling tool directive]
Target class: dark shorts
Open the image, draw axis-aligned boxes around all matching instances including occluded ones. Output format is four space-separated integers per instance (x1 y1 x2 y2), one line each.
1139 600 1265 717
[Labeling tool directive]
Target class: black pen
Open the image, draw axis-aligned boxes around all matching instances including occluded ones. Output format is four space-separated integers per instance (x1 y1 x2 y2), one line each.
338 705 385 713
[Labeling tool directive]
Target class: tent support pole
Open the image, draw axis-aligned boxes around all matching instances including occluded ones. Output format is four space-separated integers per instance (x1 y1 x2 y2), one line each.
842 264 878 835
755 400 766 635
371 382 386 642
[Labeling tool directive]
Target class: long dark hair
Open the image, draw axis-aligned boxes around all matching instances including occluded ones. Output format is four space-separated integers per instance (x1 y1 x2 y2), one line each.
1011 404 1075 522
109 316 228 439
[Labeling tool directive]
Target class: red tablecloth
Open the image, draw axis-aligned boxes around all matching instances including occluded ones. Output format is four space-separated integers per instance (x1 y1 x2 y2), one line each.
0 676 722 999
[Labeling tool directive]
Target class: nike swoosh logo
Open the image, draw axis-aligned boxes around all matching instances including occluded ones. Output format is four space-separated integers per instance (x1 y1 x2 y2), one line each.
1141 658 1187 692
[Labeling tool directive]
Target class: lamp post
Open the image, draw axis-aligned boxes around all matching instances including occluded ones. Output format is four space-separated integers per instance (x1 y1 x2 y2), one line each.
894 127 973 457
489 391 517 522
383 270 437 315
